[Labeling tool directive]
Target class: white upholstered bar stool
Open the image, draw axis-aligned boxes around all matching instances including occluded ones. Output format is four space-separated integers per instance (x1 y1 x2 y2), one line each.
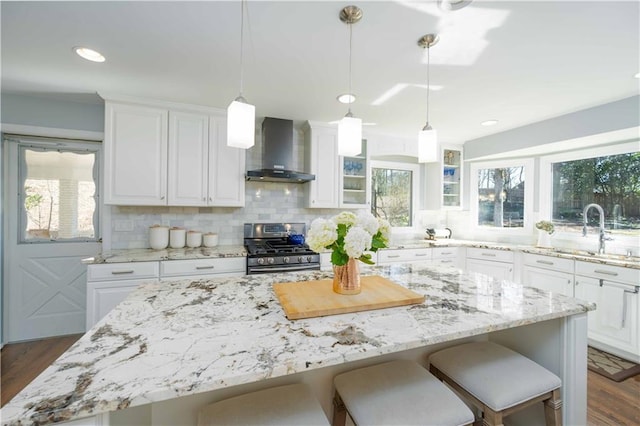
429 341 563 426
197 383 330 425
332 359 475 426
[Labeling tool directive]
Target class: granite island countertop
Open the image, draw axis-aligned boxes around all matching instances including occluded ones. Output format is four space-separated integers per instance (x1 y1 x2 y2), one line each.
1 264 594 426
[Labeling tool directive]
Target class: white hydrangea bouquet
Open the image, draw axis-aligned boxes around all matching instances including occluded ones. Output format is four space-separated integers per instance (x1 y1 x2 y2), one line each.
307 211 390 266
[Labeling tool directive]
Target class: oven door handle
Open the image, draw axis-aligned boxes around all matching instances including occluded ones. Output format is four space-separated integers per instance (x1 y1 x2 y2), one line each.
249 264 320 273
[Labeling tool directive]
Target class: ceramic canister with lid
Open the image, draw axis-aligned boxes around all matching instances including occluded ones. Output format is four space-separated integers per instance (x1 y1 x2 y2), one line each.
203 233 219 247
169 227 186 248
149 225 169 250
186 231 202 248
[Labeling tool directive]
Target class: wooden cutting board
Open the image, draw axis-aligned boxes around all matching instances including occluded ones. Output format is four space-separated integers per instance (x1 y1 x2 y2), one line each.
273 275 425 320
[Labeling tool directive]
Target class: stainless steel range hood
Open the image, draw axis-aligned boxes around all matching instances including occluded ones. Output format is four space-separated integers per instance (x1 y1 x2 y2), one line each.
246 117 315 183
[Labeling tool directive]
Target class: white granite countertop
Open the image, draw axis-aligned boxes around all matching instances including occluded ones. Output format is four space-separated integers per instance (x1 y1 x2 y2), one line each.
1 264 594 426
83 245 247 264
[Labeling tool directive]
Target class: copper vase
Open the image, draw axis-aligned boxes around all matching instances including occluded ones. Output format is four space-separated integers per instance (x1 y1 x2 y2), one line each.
333 258 361 295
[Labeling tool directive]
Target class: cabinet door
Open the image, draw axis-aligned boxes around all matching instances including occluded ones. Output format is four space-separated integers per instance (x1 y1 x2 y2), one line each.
168 111 209 206
466 258 513 281
208 115 246 206
340 140 370 208
424 144 463 210
104 102 168 205
305 123 339 208
86 280 142 329
575 276 639 360
522 265 574 297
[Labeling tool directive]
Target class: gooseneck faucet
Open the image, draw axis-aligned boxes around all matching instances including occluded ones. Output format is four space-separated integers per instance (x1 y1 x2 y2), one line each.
582 203 607 254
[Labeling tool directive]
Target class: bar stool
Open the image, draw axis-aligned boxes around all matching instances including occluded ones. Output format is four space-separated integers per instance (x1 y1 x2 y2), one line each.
198 383 329 425
429 341 562 426
333 359 474 426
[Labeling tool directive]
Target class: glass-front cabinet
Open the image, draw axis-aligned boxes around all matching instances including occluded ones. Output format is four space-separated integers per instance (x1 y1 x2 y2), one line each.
340 140 370 208
425 144 463 210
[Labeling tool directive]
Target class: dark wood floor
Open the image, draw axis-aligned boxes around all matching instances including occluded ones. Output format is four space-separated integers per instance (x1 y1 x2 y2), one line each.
2 335 640 424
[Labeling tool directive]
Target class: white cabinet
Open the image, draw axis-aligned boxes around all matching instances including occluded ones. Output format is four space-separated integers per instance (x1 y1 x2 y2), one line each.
160 257 245 280
86 262 160 329
367 133 417 158
424 144 463 210
521 253 574 297
574 261 640 362
104 102 168 205
465 248 514 281
103 96 245 207
340 139 370 208
378 248 432 265
304 121 340 208
432 247 463 268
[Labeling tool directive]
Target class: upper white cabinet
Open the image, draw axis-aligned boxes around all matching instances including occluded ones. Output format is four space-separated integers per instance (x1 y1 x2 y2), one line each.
425 144 463 210
367 133 418 158
304 121 340 208
102 95 245 207
340 139 370 208
104 102 168 205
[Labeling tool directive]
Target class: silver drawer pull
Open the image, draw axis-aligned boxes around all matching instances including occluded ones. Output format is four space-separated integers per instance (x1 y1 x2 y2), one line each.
387 255 400 258
414 253 428 257
594 269 618 277
536 260 554 265
111 270 134 275
481 253 497 257
195 265 215 270
440 259 453 263
440 252 452 255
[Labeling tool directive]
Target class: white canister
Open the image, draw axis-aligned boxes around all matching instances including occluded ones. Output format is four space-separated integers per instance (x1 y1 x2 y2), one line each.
203 233 219 248
169 227 186 249
149 225 169 250
186 231 203 248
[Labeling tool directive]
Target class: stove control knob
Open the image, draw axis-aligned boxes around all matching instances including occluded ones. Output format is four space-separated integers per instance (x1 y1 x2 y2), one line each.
298 256 306 263
267 257 275 265
257 258 265 265
306 256 313 263
283 257 290 264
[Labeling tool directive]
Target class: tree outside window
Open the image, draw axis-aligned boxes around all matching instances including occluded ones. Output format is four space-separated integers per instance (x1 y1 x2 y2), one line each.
477 166 525 228
371 167 412 227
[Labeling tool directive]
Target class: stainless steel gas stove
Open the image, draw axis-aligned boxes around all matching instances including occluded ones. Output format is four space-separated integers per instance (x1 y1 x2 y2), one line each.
244 223 320 275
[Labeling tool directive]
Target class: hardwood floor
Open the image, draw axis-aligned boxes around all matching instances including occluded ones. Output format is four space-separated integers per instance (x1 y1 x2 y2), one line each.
2 335 640 425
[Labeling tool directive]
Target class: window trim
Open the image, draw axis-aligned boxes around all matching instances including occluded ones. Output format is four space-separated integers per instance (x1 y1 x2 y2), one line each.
15 137 101 244
469 158 534 235
539 140 639 240
370 160 420 232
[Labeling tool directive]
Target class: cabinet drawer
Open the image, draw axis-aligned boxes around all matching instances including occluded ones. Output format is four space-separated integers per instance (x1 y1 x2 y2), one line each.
432 247 460 259
523 253 574 274
466 248 514 263
87 262 159 282
378 248 432 263
160 257 245 277
575 261 639 285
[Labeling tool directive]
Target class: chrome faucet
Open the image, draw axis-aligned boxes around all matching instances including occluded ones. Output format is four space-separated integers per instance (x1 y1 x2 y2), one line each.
582 203 608 254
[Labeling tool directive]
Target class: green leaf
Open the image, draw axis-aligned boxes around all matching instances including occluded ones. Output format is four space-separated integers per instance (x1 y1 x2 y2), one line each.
331 251 348 266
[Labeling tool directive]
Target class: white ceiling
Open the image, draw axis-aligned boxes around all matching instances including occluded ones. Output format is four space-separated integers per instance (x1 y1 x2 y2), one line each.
2 1 639 144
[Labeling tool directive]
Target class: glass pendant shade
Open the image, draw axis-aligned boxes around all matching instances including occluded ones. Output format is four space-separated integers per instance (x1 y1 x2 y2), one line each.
338 115 362 156
226 98 255 149
418 127 438 163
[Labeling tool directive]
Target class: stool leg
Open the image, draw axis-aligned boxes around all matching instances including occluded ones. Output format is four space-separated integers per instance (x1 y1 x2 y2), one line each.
544 389 563 426
482 409 504 426
332 392 347 426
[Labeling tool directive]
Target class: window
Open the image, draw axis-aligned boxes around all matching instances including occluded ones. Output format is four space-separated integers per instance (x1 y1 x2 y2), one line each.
550 151 640 236
370 161 418 228
18 140 100 242
470 159 533 231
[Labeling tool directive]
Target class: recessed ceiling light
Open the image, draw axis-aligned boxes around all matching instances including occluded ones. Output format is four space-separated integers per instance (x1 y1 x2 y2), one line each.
337 94 356 104
74 47 105 63
481 119 498 126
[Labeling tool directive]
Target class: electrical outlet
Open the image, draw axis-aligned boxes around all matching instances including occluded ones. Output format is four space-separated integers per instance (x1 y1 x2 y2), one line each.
114 220 134 232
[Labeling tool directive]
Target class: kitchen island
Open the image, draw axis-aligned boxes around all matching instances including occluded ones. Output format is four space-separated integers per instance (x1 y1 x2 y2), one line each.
1 264 594 426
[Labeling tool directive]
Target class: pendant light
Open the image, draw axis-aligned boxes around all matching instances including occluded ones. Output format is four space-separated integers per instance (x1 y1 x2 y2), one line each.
338 5 363 157
227 0 255 149
417 33 439 163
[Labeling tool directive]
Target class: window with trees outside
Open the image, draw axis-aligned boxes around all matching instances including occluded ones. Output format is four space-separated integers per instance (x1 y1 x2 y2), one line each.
551 152 640 237
371 162 417 227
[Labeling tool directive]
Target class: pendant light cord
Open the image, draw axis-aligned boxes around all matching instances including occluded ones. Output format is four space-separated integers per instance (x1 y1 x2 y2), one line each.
426 44 430 125
239 0 245 98
347 21 353 115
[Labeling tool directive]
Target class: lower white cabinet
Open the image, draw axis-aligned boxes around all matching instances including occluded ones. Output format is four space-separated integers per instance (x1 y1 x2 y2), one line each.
574 261 640 363
160 258 245 280
86 262 160 330
521 253 574 297
465 248 514 281
377 248 432 265
431 247 463 268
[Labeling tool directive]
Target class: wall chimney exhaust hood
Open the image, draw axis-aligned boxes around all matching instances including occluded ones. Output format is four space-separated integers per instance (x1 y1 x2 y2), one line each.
246 117 315 183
